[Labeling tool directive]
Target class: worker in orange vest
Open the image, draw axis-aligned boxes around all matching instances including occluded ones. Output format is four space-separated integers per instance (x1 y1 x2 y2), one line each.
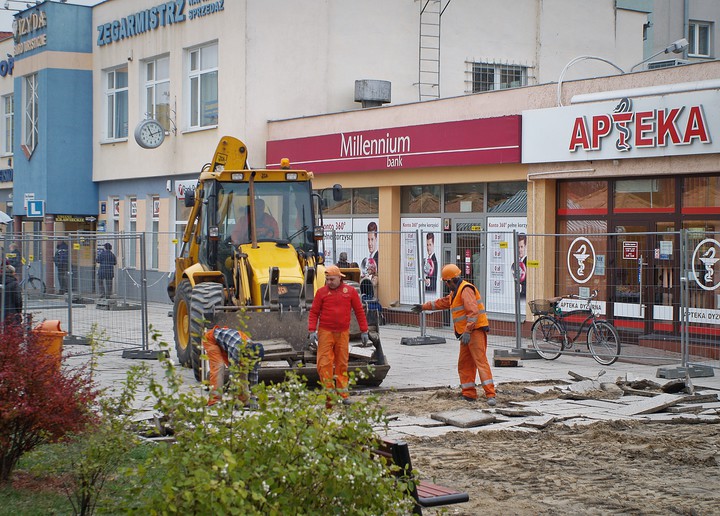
203 326 264 408
308 265 369 407
412 264 496 406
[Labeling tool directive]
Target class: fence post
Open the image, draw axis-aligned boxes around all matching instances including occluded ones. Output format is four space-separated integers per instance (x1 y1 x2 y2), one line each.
66 237 74 336
400 229 445 346
140 233 148 351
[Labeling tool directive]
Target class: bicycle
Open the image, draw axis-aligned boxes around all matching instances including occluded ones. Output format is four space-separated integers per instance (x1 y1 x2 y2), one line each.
529 289 621 365
19 262 46 295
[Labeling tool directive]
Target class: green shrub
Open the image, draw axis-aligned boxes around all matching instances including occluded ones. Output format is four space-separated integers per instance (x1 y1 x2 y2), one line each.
125 354 413 515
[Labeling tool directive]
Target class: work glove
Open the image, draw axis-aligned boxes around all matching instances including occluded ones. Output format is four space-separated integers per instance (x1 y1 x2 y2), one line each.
411 304 423 313
361 332 369 345
308 331 318 343
460 332 471 345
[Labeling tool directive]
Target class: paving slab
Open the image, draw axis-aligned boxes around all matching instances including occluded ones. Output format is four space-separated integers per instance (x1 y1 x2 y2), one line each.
385 415 447 428
431 409 497 428
615 393 684 416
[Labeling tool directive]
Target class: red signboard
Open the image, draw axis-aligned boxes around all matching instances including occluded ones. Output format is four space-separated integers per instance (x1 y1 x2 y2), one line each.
623 241 639 260
266 116 521 174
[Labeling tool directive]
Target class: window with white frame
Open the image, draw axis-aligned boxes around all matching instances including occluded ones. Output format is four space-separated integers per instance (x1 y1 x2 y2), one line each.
105 66 128 140
145 56 170 131
2 94 13 155
188 43 218 128
465 62 528 93
688 21 712 57
23 74 38 156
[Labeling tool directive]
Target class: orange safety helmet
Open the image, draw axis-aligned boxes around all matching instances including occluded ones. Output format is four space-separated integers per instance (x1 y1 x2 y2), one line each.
441 264 462 281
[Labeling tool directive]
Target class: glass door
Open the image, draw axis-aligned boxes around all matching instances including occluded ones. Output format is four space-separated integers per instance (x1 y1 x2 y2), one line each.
612 224 651 333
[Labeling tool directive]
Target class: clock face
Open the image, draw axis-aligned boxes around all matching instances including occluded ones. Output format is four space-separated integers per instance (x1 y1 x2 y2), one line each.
134 119 165 149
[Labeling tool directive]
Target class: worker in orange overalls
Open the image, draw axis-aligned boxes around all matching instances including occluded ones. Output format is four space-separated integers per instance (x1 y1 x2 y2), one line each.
412 264 496 406
308 265 369 407
203 326 264 407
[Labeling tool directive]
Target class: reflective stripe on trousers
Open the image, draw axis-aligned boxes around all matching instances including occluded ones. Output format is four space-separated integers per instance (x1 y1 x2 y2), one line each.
458 329 496 399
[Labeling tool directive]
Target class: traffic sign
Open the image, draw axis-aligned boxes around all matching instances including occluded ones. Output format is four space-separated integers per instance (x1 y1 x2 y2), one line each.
27 200 45 218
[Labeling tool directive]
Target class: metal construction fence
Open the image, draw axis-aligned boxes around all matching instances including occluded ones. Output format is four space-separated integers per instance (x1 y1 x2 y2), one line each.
2 228 718 374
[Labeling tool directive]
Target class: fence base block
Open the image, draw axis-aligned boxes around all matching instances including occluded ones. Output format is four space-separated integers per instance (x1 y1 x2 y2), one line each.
122 349 170 360
63 335 91 346
494 348 542 360
400 335 447 346
656 364 715 379
96 299 141 311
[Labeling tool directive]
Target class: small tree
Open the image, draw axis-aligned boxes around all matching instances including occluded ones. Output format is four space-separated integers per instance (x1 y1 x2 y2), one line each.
125 352 413 514
0 322 98 483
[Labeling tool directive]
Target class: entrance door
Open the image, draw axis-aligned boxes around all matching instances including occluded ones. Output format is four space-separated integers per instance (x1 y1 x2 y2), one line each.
612 224 651 334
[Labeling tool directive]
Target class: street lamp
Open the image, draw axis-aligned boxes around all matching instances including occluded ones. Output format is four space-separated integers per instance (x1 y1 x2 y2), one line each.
556 56 625 107
630 38 689 72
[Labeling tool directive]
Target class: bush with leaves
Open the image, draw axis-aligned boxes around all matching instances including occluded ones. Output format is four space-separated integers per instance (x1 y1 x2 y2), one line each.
0 322 98 483
125 353 414 515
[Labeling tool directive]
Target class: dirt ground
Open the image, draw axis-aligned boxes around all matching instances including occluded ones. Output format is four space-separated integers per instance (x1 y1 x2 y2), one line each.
373 382 720 515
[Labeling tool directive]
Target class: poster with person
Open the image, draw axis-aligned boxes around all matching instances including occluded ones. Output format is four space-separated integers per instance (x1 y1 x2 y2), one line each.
399 217 441 304
322 218 353 266
486 217 527 315
353 218 379 275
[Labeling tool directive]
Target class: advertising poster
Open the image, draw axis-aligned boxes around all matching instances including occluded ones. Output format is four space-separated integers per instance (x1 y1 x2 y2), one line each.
322 218 353 266
486 217 527 315
353 218 379 275
399 217 441 304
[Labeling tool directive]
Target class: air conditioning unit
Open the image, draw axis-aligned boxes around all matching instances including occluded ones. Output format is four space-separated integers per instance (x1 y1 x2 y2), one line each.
647 58 690 70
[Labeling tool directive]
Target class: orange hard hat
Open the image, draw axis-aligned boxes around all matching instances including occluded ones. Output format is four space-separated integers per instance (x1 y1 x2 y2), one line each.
441 264 462 281
325 265 345 278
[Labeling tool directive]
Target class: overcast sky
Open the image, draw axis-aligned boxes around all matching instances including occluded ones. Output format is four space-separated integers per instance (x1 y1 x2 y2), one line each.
0 0 102 33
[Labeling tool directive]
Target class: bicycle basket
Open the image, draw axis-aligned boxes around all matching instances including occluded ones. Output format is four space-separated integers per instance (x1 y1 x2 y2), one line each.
529 299 554 316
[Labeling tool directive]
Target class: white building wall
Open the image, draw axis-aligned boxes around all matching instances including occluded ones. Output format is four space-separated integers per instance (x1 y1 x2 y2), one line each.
92 0 654 183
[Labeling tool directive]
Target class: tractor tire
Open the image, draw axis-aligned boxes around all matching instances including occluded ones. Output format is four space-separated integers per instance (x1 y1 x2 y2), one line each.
189 282 225 381
173 279 193 367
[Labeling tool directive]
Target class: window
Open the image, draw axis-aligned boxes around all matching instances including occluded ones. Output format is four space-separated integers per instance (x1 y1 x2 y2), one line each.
352 188 379 214
105 66 128 140
488 182 527 213
614 178 675 213
129 196 137 268
151 195 160 270
558 181 608 215
2 94 13 155
682 176 720 212
466 62 528 92
23 74 38 156
145 56 170 131
401 185 441 213
444 183 483 213
188 43 218 128
688 21 711 57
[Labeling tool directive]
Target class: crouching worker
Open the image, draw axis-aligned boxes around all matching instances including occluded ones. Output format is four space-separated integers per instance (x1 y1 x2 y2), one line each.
203 326 265 408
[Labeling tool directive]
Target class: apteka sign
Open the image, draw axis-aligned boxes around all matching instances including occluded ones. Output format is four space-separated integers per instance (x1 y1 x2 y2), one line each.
522 90 718 163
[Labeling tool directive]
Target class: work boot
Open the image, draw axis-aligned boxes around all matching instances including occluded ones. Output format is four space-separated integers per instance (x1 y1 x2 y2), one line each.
487 397 497 407
461 395 477 403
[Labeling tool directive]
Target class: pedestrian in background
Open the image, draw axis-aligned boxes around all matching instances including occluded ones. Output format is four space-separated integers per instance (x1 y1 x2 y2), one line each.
335 252 350 268
53 242 69 294
1 262 22 325
412 263 497 406
97 243 117 298
6 243 22 279
308 265 369 407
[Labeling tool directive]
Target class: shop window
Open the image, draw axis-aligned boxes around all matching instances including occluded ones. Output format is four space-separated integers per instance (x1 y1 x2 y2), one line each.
488 182 526 212
23 73 38 156
688 21 711 57
466 62 529 92
613 178 674 213
352 188 379 215
188 43 218 128
2 94 13 156
145 56 171 132
682 176 720 214
321 187 351 215
684 220 720 313
558 181 608 215
557 219 608 297
104 66 128 140
401 185 441 213
444 183 483 213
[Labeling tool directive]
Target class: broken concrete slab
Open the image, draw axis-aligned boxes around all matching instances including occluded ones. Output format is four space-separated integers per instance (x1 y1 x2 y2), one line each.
496 407 543 417
386 415 448 428
615 393 683 416
431 408 497 428
522 385 565 395
520 415 555 429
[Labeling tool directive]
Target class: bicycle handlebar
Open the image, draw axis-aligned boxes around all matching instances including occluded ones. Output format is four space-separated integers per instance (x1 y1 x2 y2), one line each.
564 289 598 302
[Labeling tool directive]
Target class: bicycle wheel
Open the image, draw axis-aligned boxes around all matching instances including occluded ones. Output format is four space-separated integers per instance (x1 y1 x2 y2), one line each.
587 321 621 365
531 316 565 360
26 276 46 295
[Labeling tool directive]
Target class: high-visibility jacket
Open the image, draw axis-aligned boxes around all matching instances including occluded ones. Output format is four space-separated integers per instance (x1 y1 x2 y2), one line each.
450 280 489 335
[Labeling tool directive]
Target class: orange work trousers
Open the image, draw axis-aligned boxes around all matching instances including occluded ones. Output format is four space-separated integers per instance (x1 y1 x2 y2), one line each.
458 329 496 400
204 329 249 406
316 328 350 399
